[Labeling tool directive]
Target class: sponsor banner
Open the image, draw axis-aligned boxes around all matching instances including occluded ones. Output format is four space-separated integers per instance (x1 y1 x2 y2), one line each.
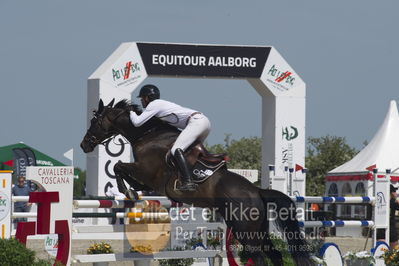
97 85 131 201
86 74 132 201
0 171 12 238
375 174 389 227
273 97 306 195
26 166 74 233
22 148 37 166
260 48 305 97
0 191 10 222
12 148 29 178
94 43 148 93
96 138 128 198
44 234 58 257
36 160 54 166
26 166 74 264
229 169 258 183
137 43 271 78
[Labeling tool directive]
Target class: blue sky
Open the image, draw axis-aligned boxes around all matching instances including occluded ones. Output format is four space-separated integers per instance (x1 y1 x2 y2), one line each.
1 0 398 169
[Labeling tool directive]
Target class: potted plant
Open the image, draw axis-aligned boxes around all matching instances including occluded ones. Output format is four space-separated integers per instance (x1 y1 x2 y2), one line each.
86 242 114 266
344 251 375 266
379 246 399 266
130 244 154 266
158 247 194 266
207 234 222 250
87 242 113 254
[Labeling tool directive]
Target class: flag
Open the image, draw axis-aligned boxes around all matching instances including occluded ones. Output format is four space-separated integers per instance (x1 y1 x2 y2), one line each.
3 160 13 167
12 148 29 177
366 164 376 172
295 164 304 172
63 148 73 164
22 148 37 166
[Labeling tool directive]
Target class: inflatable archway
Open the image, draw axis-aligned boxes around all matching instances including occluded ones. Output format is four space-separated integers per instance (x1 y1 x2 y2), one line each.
86 42 306 197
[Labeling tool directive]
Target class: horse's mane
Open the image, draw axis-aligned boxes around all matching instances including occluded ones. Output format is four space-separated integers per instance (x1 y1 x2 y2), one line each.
114 99 142 114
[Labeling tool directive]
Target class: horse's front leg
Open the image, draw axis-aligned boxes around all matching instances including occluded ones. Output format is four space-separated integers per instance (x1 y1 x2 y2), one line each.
113 161 151 200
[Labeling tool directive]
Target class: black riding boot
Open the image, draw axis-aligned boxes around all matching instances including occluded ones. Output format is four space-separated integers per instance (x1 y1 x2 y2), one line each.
173 149 197 191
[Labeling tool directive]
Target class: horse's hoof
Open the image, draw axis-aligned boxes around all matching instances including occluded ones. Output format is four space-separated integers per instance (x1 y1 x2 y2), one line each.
125 189 139 200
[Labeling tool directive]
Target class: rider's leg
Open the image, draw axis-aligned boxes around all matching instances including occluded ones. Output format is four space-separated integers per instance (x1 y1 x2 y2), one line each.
171 114 210 191
173 148 196 191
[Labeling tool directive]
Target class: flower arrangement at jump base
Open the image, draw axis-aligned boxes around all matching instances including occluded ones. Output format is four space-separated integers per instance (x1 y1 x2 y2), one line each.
207 234 221 250
130 244 154 254
87 242 113 254
157 247 194 266
380 246 399 266
343 251 375 266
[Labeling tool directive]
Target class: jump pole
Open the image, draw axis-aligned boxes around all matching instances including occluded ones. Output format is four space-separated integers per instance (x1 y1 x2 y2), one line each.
291 168 390 247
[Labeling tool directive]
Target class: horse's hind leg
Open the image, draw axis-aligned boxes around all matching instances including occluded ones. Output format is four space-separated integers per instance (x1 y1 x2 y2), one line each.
113 161 151 199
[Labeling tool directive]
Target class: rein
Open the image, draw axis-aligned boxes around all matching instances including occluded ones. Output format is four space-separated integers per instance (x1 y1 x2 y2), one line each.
129 125 163 145
87 109 128 147
89 105 175 149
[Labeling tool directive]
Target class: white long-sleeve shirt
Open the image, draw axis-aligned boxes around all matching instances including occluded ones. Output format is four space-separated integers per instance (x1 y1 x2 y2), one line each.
130 99 198 129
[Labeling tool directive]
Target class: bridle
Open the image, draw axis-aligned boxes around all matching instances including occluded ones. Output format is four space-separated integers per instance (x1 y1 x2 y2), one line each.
86 108 127 147
85 106 171 148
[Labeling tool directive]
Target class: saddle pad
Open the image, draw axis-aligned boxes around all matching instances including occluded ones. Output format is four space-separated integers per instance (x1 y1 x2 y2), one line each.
191 160 226 183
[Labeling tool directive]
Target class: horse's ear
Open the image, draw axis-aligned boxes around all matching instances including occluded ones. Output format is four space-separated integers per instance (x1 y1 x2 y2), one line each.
107 98 115 107
98 99 104 113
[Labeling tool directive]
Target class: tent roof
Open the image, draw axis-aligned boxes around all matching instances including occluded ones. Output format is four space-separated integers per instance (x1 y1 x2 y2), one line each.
327 100 399 180
0 142 65 170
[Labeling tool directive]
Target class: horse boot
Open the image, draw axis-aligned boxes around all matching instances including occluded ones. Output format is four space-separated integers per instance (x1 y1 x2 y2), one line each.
173 149 197 192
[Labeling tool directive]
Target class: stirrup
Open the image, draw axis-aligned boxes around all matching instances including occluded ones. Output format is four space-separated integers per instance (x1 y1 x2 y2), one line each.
177 181 197 192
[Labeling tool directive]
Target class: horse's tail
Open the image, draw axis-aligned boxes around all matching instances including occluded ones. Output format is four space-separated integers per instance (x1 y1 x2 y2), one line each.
258 189 315 266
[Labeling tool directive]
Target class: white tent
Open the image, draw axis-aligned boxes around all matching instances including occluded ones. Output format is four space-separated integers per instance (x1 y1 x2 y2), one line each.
325 100 399 237
327 100 399 182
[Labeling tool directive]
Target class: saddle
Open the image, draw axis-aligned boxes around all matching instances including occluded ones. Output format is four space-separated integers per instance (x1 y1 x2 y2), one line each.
166 141 229 183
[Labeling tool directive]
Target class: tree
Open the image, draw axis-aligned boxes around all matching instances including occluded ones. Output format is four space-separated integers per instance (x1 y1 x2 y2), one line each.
206 134 358 195
206 134 262 177
73 168 86 197
305 135 358 196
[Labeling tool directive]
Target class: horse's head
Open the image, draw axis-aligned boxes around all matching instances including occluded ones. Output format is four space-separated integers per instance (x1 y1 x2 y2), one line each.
80 99 140 153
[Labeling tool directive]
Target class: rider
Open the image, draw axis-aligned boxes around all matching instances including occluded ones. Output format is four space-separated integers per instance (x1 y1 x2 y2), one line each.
129 84 211 192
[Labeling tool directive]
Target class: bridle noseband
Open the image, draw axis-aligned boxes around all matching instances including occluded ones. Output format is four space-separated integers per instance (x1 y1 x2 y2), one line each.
86 109 126 147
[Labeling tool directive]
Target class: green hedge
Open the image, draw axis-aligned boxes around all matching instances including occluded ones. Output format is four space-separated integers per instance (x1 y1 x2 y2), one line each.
0 238 52 266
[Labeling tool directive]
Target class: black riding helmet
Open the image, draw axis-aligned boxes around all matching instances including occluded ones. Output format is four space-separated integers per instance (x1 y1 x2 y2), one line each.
138 84 160 101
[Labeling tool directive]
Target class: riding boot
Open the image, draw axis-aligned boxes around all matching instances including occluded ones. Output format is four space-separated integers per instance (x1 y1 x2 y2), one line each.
173 149 197 191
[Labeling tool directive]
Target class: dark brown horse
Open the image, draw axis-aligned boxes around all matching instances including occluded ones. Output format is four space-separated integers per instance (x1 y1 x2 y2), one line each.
80 99 314 266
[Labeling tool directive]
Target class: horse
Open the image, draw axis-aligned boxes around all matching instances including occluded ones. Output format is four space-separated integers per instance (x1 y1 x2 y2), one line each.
80 99 314 266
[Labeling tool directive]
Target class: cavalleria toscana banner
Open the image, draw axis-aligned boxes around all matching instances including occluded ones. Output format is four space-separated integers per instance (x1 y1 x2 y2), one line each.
26 166 74 265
